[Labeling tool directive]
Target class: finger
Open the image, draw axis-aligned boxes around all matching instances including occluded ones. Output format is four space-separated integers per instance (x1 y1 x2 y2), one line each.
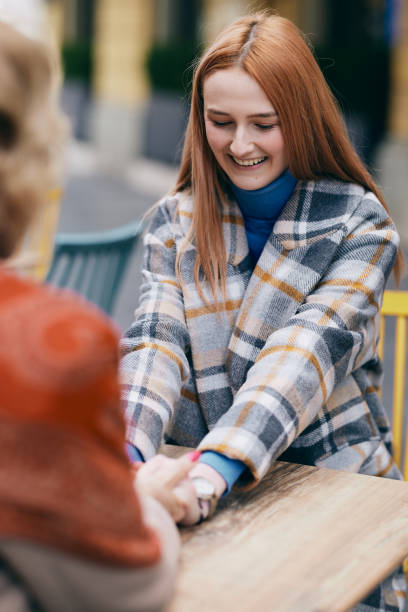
174 478 201 525
166 451 202 486
171 497 189 523
137 476 187 523
162 492 188 523
141 455 167 474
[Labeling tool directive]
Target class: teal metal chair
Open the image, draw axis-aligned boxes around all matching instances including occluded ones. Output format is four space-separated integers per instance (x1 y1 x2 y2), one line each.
45 219 143 315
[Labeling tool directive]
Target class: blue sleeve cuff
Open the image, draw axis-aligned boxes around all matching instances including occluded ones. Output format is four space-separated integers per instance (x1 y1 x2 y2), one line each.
126 443 144 463
199 451 246 495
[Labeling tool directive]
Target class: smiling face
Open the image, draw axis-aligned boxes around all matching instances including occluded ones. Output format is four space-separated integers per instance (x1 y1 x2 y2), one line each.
203 66 288 191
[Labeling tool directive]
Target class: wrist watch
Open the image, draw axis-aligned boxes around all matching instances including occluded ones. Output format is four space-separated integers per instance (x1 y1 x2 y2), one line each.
192 476 218 522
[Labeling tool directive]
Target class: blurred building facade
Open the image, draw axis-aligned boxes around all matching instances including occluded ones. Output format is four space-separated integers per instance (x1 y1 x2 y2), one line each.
46 1 407 197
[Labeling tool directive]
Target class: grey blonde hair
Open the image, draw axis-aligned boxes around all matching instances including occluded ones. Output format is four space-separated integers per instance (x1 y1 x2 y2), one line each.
0 21 68 258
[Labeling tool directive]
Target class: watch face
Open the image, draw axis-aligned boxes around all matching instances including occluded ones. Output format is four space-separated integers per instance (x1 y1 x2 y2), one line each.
192 477 216 500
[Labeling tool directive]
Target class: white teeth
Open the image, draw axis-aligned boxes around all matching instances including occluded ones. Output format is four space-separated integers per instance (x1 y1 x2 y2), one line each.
232 156 266 166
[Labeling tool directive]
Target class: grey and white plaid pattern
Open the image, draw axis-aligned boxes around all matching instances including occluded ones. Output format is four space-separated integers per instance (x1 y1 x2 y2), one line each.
120 179 401 488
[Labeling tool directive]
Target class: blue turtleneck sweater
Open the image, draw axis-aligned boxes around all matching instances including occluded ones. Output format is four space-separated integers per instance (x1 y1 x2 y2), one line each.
230 168 297 263
127 169 297 496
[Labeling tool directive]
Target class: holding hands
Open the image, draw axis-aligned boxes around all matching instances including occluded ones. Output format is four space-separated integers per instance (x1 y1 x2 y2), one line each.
135 452 227 525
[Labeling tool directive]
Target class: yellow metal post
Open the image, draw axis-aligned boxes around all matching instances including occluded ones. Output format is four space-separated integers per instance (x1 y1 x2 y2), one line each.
380 290 408 478
393 316 406 468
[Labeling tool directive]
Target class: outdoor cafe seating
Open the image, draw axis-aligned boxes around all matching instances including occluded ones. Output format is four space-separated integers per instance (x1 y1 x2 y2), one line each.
5 194 408 611
45 219 143 315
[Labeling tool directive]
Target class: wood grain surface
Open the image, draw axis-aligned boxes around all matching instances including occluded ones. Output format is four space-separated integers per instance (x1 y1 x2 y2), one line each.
161 445 408 612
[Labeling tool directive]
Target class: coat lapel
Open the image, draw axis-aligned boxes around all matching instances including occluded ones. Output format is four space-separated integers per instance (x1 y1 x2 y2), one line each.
226 180 348 392
176 191 249 265
177 179 359 416
220 195 249 266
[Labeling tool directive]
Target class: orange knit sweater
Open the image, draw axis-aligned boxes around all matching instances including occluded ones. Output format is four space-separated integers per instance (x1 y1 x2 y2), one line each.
0 267 160 567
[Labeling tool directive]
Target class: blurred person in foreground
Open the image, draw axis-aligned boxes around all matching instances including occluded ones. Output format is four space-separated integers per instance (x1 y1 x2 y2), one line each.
0 19 197 612
121 12 406 611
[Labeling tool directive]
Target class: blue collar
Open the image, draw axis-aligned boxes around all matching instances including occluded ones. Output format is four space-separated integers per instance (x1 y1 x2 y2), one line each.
230 169 297 220
229 169 297 264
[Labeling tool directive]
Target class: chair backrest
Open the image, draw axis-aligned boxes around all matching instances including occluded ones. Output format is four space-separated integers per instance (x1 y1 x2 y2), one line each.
45 219 143 315
378 290 408 480
4 188 62 280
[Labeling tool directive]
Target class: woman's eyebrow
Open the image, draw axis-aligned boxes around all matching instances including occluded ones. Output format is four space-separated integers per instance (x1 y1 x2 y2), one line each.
206 109 230 116
206 108 278 118
248 111 278 118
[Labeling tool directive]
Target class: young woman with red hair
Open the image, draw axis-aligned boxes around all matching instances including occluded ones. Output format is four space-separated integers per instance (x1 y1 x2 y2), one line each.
122 13 406 610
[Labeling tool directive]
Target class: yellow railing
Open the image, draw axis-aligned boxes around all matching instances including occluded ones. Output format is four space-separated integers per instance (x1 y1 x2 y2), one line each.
379 290 408 480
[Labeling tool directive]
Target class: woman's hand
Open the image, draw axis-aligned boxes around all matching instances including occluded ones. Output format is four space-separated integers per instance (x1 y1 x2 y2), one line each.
135 453 200 523
172 477 201 525
189 462 227 497
177 463 227 526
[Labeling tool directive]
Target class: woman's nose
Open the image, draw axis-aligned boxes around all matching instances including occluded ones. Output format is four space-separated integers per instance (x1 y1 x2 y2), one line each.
229 128 254 158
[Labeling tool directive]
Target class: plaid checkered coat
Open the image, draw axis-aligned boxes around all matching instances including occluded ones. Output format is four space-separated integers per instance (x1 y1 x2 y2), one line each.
121 177 401 488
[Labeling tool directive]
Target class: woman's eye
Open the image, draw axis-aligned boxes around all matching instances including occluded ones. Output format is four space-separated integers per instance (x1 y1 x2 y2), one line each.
213 120 232 127
255 124 276 130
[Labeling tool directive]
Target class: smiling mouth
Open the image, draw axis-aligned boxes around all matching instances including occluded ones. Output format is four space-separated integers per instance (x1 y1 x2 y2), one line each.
230 155 267 167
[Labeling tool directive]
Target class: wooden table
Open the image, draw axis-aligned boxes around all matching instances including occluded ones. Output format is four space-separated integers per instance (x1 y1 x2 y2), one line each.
162 445 408 612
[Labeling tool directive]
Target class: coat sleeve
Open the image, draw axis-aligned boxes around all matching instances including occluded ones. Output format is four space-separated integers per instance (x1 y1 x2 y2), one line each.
120 201 191 459
197 192 400 485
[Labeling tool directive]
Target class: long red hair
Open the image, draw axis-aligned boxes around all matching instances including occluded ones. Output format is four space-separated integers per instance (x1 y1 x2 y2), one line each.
174 13 403 300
